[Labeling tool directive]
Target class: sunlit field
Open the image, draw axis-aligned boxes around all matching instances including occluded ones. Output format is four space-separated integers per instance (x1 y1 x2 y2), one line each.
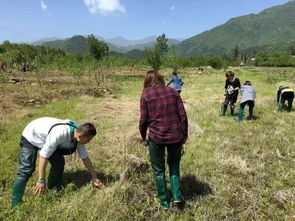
1 66 295 220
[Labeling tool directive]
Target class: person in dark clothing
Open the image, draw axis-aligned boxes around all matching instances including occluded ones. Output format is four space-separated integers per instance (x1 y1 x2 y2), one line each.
277 86 294 112
166 72 184 94
221 71 241 116
139 70 188 209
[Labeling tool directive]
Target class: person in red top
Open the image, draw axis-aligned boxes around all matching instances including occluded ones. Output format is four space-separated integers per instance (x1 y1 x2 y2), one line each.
139 70 188 209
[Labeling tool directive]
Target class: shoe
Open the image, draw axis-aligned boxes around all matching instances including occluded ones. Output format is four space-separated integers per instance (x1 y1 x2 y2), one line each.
237 108 244 121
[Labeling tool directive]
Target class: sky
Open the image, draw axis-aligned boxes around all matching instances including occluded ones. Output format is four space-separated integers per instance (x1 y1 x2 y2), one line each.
0 0 292 43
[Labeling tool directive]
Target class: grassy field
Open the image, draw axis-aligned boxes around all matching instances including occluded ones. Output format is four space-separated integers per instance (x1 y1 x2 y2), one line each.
1 66 295 220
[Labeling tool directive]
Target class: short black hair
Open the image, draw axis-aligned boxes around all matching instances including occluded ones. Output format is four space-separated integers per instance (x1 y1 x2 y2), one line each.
226 71 234 77
244 81 252 86
77 123 97 137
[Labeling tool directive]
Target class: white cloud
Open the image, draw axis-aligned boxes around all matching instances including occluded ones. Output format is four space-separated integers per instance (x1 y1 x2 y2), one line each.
170 6 175 11
41 0 47 10
84 0 126 15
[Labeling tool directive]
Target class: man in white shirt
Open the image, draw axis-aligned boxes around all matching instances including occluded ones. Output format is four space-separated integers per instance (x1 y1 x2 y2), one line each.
12 117 103 207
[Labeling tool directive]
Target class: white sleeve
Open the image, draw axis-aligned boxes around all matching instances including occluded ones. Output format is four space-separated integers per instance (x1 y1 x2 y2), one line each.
39 127 65 158
76 144 89 159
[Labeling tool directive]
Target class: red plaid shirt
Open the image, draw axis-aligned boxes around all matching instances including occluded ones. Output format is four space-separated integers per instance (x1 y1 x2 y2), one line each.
139 86 188 144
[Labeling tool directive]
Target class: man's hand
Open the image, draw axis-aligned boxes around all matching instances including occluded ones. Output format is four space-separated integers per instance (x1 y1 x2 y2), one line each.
92 178 104 189
34 182 46 195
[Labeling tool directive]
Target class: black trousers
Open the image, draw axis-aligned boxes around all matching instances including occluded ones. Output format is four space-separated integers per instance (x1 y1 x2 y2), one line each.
280 92 294 111
240 100 254 117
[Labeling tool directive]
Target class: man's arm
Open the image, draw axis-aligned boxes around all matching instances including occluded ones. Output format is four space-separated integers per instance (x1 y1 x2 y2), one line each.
35 156 48 195
180 77 184 86
224 80 228 95
82 157 104 188
234 78 241 90
166 78 173 86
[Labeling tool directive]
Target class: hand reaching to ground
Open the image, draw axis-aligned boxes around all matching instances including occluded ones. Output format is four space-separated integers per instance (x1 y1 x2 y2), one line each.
93 178 104 189
35 183 46 195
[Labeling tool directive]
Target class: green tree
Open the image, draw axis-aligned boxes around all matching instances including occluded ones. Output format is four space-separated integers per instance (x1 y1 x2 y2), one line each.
144 34 169 71
144 46 164 71
232 45 240 61
87 35 109 60
288 40 295 55
155 34 169 56
167 45 179 72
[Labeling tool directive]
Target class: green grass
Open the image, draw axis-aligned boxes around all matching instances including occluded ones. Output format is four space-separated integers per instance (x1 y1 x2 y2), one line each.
1 67 295 220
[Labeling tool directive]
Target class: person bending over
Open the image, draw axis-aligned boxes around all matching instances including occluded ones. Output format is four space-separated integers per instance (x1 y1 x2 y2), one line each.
12 117 103 207
237 81 256 121
277 86 294 112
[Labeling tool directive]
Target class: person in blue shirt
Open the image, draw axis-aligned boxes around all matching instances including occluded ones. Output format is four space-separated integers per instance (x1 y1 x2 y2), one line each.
167 72 184 94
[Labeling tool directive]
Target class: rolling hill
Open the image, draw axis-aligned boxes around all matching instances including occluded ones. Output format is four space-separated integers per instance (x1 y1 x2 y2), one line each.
34 35 181 56
177 0 295 56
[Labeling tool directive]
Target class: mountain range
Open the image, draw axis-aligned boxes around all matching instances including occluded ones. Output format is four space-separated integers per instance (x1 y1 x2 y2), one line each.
31 0 295 58
176 0 295 56
32 35 181 54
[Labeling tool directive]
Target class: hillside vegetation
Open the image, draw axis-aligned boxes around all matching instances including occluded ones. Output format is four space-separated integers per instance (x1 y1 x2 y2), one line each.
1 67 295 220
39 35 180 55
177 0 295 56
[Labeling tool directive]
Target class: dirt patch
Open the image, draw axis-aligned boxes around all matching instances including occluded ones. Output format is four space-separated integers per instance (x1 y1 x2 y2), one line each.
0 83 114 123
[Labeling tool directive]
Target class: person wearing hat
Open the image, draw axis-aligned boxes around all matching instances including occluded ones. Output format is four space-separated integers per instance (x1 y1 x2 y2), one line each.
11 117 103 207
277 86 294 112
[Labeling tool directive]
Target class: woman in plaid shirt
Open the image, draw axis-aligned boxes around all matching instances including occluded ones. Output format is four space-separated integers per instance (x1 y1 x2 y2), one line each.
139 70 188 209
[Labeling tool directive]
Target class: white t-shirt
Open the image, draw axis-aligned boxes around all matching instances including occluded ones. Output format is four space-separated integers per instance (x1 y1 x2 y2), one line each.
22 117 88 159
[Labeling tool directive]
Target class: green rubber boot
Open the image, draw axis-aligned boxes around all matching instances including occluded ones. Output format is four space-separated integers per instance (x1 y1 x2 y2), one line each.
230 105 235 116
155 176 170 209
278 103 284 112
11 180 27 208
170 175 182 203
237 108 244 122
221 104 227 116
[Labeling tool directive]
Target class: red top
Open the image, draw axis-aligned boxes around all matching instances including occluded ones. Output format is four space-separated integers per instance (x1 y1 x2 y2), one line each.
139 86 188 144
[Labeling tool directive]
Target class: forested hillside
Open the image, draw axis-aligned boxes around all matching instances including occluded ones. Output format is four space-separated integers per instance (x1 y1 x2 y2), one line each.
177 0 295 56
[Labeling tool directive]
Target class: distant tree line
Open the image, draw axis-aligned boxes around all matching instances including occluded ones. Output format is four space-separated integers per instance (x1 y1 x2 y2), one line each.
1 34 295 77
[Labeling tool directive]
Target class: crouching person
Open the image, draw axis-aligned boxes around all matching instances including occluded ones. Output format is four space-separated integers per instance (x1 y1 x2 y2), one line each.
12 117 103 208
139 70 188 209
237 81 256 122
277 86 294 112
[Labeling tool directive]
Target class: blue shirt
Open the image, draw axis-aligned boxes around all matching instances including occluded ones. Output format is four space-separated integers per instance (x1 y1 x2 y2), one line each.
167 76 183 91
